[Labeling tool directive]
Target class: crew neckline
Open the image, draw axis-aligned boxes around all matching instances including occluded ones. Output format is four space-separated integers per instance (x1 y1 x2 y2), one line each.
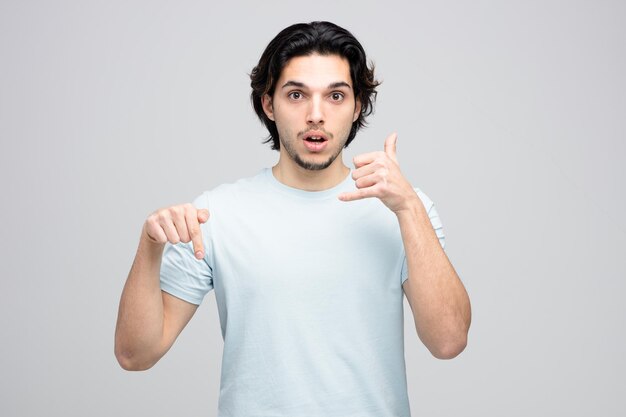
263 167 354 200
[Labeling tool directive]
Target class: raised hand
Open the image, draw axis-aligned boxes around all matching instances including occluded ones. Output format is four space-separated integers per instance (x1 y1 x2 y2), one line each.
338 133 419 214
143 204 210 259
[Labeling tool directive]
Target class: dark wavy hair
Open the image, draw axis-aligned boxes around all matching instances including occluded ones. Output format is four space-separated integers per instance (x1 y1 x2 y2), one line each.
250 21 381 151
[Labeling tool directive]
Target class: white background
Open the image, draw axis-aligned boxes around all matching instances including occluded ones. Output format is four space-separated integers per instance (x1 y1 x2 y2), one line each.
1 0 624 415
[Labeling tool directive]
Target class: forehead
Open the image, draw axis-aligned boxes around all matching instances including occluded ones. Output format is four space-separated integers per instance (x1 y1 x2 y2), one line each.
278 53 352 88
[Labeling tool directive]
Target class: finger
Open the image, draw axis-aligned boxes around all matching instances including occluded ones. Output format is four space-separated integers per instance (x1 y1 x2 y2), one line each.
186 208 205 259
351 160 379 180
144 220 168 244
352 151 383 169
384 132 398 163
338 185 379 202
354 172 383 189
158 213 181 244
171 207 190 243
197 208 210 224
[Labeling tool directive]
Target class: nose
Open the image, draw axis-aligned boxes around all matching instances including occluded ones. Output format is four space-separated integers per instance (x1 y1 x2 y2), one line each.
306 95 324 125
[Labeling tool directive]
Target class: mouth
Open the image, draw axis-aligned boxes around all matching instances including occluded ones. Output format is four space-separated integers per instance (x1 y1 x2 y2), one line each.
302 131 329 152
304 136 326 143
302 130 329 142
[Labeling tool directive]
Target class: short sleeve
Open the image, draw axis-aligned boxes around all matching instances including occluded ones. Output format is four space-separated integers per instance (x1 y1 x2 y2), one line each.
401 188 446 285
160 192 214 305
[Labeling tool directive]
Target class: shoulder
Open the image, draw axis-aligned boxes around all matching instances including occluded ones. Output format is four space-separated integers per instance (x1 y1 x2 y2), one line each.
192 169 268 208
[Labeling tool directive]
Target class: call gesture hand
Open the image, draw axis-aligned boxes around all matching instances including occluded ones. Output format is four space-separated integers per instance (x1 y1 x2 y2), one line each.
143 204 210 259
338 133 418 214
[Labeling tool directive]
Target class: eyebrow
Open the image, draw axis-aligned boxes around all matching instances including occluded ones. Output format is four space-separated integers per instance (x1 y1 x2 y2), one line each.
281 81 352 90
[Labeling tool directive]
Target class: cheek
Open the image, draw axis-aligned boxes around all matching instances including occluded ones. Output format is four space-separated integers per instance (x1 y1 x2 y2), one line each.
338 108 357 128
275 107 303 136
274 118 296 140
274 105 299 125
338 105 357 121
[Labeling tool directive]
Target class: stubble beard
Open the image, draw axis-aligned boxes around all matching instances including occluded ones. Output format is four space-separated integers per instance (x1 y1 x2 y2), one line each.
279 131 348 171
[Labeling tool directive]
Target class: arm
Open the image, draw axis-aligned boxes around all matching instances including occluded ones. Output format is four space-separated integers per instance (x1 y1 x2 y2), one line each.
114 234 197 370
338 132 471 359
397 198 471 359
114 205 209 370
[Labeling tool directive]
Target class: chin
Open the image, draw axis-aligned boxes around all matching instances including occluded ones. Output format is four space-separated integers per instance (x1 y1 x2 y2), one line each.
294 153 336 171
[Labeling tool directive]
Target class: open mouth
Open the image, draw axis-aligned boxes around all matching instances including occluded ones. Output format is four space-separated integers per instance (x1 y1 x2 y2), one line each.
302 135 328 152
304 136 327 143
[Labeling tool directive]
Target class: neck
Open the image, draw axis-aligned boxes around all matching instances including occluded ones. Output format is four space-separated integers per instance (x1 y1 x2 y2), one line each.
272 153 350 191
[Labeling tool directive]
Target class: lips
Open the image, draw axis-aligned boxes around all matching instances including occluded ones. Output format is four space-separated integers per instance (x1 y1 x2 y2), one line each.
303 139 328 152
302 130 329 152
302 130 329 142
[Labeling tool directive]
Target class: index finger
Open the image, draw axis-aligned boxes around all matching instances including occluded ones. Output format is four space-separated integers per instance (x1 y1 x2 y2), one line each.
352 151 383 168
185 208 205 259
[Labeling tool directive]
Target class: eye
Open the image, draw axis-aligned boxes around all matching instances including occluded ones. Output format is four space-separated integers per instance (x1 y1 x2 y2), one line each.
288 91 303 100
330 92 345 101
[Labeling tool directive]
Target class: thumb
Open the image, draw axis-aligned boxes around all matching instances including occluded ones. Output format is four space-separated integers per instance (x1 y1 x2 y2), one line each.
197 209 210 224
384 132 398 163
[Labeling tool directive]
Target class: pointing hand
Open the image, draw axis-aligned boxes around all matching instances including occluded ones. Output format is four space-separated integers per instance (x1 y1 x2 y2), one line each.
143 204 210 259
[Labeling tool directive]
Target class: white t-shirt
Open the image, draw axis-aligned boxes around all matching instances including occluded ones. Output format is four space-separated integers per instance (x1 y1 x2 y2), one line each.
160 167 445 417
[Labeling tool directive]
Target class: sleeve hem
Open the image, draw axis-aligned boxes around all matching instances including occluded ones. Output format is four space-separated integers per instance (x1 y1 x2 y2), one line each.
160 282 203 306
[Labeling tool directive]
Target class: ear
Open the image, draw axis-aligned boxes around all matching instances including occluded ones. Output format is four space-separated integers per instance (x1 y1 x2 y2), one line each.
262 94 275 121
352 98 362 123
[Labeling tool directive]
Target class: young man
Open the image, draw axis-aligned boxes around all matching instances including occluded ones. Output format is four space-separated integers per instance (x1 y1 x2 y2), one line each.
115 21 471 416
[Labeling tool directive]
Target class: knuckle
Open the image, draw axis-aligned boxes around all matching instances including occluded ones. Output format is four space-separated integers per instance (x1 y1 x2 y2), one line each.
144 225 158 240
145 219 158 231
157 210 170 222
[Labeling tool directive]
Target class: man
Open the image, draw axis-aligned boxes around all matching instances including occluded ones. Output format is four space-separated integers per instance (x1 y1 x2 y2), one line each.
115 21 471 416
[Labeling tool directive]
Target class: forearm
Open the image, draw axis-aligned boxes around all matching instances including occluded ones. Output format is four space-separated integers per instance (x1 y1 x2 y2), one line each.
397 198 471 359
114 232 166 370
